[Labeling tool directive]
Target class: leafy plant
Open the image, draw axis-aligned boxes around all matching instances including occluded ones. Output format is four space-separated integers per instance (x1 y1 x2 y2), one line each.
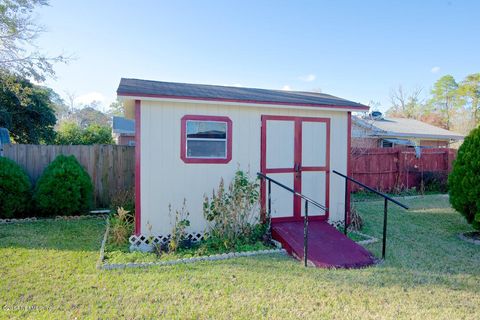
109 207 134 246
168 199 191 252
0 157 32 218
33 155 93 216
145 221 164 257
203 170 264 250
449 126 480 229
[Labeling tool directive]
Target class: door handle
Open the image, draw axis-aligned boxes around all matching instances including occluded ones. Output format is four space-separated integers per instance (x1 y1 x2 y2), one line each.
294 163 302 173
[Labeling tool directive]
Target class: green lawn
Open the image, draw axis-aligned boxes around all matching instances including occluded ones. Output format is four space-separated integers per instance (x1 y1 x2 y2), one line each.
0 195 479 319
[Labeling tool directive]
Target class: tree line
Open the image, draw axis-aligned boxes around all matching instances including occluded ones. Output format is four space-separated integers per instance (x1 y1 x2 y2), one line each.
386 73 480 134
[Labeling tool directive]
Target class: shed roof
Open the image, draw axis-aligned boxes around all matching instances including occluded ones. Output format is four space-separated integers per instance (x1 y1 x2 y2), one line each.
117 78 369 110
353 116 464 141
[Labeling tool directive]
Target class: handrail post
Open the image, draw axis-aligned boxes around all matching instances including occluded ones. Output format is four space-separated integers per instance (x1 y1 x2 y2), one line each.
382 198 388 260
344 178 348 235
267 180 272 236
267 180 272 218
304 201 309 267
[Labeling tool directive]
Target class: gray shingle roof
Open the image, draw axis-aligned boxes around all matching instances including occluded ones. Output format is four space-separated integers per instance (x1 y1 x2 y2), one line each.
117 78 368 110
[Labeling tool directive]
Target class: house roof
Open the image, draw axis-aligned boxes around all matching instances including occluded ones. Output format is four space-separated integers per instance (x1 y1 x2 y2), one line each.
353 116 464 141
117 78 369 110
112 116 135 134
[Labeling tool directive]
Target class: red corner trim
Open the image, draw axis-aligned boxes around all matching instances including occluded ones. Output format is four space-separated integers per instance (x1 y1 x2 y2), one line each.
134 100 141 235
346 111 352 224
180 115 233 164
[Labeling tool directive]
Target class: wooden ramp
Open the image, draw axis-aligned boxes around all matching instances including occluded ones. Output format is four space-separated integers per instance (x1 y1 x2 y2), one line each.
272 221 376 269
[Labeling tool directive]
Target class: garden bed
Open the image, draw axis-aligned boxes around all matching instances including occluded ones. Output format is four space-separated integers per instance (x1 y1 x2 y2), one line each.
104 240 278 265
100 220 283 269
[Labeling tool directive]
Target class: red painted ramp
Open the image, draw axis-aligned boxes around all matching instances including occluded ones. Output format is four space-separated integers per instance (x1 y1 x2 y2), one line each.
272 221 375 269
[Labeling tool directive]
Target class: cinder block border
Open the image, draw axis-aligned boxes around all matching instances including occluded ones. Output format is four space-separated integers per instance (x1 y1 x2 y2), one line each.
458 232 480 245
0 214 107 225
350 231 379 245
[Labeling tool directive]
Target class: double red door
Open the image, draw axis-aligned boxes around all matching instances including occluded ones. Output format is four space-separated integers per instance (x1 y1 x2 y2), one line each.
261 115 330 221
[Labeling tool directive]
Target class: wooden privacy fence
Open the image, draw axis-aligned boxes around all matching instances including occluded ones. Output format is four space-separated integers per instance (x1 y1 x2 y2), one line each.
350 147 456 193
2 144 135 208
2 144 455 207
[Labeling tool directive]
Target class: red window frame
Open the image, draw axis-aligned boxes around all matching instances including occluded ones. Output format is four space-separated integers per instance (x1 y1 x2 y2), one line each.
180 115 233 164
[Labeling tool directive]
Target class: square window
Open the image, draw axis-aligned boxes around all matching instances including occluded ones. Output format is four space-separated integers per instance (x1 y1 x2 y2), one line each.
181 115 232 163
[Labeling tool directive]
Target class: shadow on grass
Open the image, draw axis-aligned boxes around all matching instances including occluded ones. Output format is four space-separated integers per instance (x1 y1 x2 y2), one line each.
0 218 105 252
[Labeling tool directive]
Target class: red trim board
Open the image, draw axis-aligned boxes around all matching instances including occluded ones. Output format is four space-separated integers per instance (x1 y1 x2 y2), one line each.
134 100 141 235
180 115 232 164
346 112 352 224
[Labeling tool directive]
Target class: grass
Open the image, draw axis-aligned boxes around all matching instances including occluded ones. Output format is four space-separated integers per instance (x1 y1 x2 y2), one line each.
0 195 479 319
352 189 445 202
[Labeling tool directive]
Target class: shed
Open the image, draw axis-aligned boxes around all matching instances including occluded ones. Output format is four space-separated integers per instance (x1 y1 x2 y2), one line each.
117 78 369 250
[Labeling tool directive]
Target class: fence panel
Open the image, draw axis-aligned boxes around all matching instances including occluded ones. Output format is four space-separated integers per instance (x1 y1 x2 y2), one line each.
2 144 135 208
350 147 456 192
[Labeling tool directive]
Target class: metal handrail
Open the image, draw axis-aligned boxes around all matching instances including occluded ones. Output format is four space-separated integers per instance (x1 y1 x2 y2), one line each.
332 170 409 209
257 172 327 267
257 172 327 212
332 170 409 260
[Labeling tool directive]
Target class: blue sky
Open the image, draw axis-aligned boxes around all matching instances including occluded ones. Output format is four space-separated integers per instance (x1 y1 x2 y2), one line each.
35 0 480 111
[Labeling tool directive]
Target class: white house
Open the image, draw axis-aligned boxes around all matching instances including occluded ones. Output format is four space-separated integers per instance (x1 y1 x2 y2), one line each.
352 114 464 149
117 78 369 248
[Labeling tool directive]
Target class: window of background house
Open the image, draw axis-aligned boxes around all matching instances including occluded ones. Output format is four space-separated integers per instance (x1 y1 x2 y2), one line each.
381 140 393 148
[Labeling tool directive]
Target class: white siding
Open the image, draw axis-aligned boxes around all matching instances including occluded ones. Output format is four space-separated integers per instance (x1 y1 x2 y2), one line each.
140 100 348 236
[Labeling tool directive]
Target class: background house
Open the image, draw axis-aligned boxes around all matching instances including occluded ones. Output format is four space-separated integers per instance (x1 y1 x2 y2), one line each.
112 116 135 146
352 114 464 149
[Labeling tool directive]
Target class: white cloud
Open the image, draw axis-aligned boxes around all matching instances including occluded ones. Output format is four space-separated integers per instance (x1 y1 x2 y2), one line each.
281 85 292 91
74 92 106 105
299 74 316 82
431 66 441 74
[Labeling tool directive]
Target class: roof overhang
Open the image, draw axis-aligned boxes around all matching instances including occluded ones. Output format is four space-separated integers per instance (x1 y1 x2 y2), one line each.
375 132 464 141
118 92 369 115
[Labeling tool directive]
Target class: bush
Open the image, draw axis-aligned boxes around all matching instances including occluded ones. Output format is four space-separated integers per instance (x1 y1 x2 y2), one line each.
55 121 114 145
33 155 93 216
0 157 32 218
449 127 480 230
203 170 264 250
421 171 448 193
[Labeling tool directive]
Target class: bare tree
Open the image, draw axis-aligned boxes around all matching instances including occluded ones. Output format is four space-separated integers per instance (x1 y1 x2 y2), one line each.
0 0 68 81
388 85 423 118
